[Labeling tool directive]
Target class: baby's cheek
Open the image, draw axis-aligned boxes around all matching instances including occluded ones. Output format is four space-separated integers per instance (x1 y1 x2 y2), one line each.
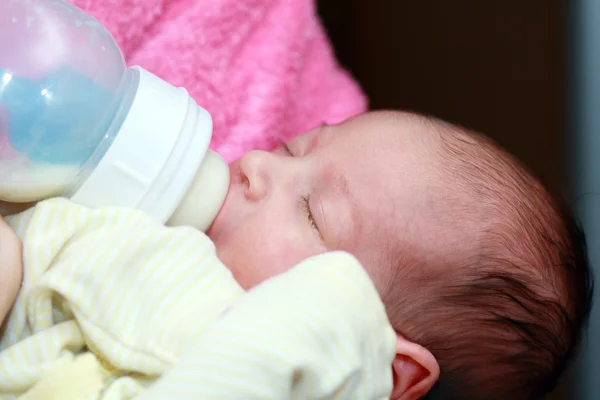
233 220 326 288
263 232 325 277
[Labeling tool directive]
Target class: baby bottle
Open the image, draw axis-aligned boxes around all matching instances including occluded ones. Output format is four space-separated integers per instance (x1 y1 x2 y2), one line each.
0 0 229 231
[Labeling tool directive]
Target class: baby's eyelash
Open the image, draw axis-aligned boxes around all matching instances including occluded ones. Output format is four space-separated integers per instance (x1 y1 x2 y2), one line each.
273 140 292 156
282 143 293 156
300 195 319 232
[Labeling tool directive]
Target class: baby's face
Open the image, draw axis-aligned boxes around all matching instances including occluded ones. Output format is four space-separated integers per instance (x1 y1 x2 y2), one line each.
208 111 464 295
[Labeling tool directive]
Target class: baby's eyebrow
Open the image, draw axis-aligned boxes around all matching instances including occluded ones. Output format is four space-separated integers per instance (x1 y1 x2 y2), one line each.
333 173 350 197
323 161 355 214
272 138 287 150
322 161 349 194
323 170 356 250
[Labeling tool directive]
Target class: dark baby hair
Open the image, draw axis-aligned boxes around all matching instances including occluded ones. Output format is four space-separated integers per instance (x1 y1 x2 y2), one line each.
386 116 593 400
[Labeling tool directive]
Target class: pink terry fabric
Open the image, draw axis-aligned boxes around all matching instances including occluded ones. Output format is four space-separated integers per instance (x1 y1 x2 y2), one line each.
73 0 367 162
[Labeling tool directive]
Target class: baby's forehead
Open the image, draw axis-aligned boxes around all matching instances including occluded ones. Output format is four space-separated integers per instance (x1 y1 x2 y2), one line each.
327 115 465 256
326 112 448 165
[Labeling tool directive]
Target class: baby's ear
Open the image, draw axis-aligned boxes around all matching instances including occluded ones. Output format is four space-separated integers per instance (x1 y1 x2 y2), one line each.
390 335 439 400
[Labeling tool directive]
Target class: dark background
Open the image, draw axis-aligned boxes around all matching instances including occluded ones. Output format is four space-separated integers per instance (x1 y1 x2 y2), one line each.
318 1 572 398
318 0 568 194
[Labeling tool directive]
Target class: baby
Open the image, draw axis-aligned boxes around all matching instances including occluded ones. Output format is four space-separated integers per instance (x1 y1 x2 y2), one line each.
207 110 593 399
0 110 593 400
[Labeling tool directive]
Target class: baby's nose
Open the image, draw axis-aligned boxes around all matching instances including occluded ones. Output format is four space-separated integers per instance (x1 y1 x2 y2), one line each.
239 150 272 201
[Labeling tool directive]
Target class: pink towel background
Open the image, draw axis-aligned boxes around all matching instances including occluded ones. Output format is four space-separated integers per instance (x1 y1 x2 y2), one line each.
73 0 367 162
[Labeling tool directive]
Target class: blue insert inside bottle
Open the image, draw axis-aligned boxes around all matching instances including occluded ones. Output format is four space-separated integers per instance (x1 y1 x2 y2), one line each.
0 66 116 165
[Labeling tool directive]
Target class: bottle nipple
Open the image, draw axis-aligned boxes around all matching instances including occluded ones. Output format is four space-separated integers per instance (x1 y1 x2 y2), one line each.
166 150 230 232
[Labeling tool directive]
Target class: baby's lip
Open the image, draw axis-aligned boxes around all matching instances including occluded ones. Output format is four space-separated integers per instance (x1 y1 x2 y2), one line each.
206 205 223 236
